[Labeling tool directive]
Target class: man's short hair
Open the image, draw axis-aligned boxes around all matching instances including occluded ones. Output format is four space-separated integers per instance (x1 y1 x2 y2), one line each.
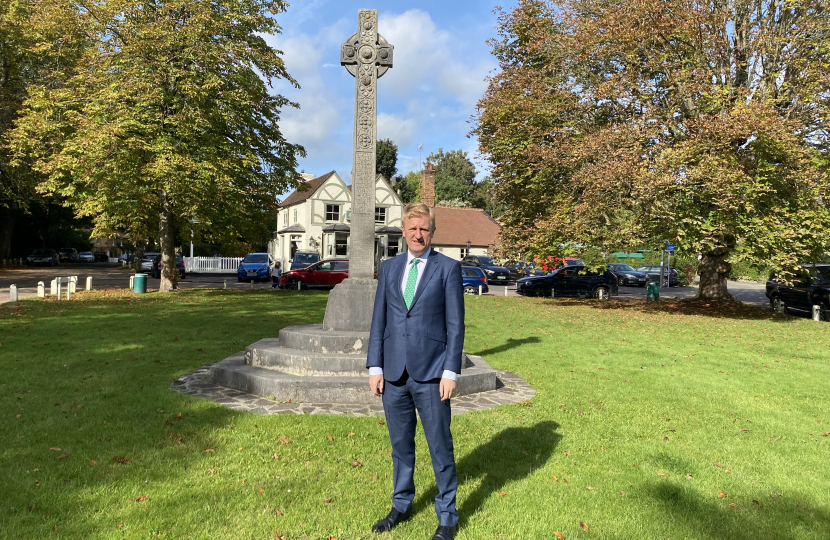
403 203 436 231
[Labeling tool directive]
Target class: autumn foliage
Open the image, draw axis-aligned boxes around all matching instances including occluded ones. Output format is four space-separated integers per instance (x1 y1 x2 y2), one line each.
475 0 830 299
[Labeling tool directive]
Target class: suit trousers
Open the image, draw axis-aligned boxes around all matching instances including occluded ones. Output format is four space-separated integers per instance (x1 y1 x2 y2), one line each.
382 370 458 527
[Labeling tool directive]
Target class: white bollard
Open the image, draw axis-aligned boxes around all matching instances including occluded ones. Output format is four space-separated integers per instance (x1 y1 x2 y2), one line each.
56 278 62 300
505 286 509 296
9 284 18 302
223 280 227 289
478 285 482 295
250 280 254 290
69 277 77 294
297 280 302 291
129 276 135 290
50 279 57 296
86 276 92 291
812 305 821 321
37 281 45 298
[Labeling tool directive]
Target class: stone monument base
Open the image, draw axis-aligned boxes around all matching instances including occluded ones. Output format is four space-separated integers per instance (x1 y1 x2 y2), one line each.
208 324 498 405
322 278 377 331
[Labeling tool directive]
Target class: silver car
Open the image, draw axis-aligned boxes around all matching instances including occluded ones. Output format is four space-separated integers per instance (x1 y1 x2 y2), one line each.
78 251 95 263
139 252 161 272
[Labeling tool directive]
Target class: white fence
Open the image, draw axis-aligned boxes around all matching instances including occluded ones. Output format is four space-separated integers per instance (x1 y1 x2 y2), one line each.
183 256 243 273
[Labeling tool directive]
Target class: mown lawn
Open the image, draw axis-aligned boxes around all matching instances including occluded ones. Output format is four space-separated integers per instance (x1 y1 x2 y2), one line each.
1 289 828 540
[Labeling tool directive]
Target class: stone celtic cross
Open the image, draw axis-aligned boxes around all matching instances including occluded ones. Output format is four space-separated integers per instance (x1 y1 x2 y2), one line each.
341 9 393 280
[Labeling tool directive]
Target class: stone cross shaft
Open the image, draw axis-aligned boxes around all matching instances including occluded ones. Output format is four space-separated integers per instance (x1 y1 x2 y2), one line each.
341 9 393 280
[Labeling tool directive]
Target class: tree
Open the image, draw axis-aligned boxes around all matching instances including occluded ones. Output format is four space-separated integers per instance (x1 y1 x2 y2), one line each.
425 148 478 205
9 0 305 291
395 170 421 204
475 0 830 299
376 138 398 181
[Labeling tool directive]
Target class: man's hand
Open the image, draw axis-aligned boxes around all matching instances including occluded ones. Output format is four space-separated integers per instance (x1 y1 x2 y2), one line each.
369 374 384 396
439 377 456 401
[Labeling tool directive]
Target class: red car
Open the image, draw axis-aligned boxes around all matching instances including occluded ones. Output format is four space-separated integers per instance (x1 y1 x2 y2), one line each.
279 258 351 290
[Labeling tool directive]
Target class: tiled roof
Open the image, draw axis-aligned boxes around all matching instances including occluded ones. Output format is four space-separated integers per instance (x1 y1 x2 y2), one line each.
432 206 500 247
280 171 336 208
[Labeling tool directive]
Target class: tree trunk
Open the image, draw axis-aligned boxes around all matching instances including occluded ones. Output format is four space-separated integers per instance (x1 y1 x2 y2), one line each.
0 208 13 259
158 189 177 292
696 247 735 300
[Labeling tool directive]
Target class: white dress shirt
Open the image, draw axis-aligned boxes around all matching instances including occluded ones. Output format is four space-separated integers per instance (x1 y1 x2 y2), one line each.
369 249 457 381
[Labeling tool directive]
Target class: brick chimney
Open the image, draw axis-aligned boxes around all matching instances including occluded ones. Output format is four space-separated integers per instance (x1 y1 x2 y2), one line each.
421 164 435 207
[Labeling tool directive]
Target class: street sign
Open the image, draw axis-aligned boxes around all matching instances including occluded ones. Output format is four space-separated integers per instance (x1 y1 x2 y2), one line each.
667 244 675 252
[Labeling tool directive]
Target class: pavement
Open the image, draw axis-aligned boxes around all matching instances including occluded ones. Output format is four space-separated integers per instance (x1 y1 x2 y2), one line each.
1 263 771 310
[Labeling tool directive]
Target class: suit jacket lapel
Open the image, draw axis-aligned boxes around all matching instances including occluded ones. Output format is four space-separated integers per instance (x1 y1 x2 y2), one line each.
408 249 438 312
392 254 408 306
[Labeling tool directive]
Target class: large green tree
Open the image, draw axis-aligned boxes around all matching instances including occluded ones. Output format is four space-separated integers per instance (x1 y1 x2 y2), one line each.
376 138 398 182
475 0 830 299
424 148 478 205
9 0 304 290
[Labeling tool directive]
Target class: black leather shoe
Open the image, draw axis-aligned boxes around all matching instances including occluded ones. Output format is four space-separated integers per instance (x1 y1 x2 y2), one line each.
432 525 454 540
371 507 408 533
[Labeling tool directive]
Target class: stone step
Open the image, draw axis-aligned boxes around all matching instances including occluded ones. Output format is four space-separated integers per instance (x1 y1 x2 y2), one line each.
245 339 367 377
210 353 498 405
278 324 371 354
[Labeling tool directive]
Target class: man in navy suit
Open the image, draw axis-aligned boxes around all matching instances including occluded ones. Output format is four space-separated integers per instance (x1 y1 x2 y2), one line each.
366 203 464 540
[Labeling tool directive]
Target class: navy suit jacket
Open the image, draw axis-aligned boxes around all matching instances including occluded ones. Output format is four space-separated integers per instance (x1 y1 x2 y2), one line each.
366 248 465 382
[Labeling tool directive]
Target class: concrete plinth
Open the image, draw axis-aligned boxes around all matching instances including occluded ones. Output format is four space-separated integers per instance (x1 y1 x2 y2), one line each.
322 279 377 332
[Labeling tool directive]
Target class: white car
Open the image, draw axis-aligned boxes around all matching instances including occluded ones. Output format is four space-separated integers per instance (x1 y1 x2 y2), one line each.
78 251 95 263
139 252 161 272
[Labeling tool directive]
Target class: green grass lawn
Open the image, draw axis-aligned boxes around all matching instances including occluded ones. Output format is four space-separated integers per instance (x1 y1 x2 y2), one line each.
1 290 828 539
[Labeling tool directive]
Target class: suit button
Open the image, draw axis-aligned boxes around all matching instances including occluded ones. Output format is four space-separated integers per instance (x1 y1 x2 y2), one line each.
406 314 410 318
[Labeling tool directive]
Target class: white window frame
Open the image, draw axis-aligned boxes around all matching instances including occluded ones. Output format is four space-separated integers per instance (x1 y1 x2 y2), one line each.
326 204 340 222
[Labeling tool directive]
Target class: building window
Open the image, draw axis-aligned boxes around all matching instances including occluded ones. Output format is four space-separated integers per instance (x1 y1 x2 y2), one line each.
374 207 386 223
283 211 288 226
460 247 470 258
293 209 298 223
326 204 340 222
335 234 348 256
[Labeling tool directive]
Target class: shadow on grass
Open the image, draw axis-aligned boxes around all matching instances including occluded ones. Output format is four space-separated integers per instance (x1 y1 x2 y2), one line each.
474 336 542 357
646 481 829 539
410 421 561 530
538 297 796 322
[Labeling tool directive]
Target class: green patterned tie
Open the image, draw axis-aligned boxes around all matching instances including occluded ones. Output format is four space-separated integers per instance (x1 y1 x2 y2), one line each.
403 258 420 309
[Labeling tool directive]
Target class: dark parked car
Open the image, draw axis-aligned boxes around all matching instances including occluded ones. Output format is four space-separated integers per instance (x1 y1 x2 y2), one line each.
237 253 273 282
280 258 350 290
462 266 489 295
607 263 649 287
505 261 545 281
516 265 618 299
290 251 320 270
766 264 830 319
26 248 60 266
94 251 109 262
635 265 680 286
59 248 79 263
152 254 186 279
461 255 511 284
139 252 161 272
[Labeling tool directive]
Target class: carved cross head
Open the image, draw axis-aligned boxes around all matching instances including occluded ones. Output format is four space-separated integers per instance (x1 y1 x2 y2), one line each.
340 10 393 79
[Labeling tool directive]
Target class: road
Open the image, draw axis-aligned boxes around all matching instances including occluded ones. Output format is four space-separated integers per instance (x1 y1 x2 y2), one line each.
1 263 771 311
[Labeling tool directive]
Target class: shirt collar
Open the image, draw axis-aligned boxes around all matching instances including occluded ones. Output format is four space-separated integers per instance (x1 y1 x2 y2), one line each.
406 248 430 265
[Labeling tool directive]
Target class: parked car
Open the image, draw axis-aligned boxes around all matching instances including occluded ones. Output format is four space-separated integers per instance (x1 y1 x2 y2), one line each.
504 261 545 281
289 251 320 270
516 265 619 298
59 248 79 263
151 254 186 279
635 265 680 286
78 251 95 263
26 248 60 266
237 253 273 282
461 255 511 284
766 264 830 319
462 266 489 295
607 263 649 287
94 251 109 262
280 258 350 290
138 252 161 272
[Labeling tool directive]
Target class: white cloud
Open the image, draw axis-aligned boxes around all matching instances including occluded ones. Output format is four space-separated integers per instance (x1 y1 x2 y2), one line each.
377 113 418 148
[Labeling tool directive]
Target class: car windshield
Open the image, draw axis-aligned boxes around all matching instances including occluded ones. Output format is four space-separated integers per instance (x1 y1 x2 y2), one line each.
564 259 584 266
60 249 73 253
813 266 830 282
80 252 92 256
142 253 160 259
478 256 496 266
32 249 51 255
611 264 635 271
293 253 318 263
243 254 269 264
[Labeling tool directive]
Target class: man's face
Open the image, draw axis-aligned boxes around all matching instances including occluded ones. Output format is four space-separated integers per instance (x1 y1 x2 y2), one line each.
404 214 434 257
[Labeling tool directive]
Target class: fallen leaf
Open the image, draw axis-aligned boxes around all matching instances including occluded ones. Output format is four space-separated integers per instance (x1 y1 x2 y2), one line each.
207 469 217 475
238 446 245 450
113 455 132 464
686 474 694 480
57 453 70 460
328 536 338 540
499 491 506 497
378 420 385 425
562 478 568 483
327 435 333 442
324 498 332 503
554 533 565 540
279 437 291 444
117 524 124 528
242 478 246 485
77 404 83 409
54 525 58 533
729 503 738 507
771 494 781 498
49 447 61 451
823 432 829 437
753 499 762 507
272 454 279 460
275 509 282 515
372 474 378 480
663 437 669 441
719 492 727 498
204 449 215 453
552 475 558 482
90 460 97 465
587 486 595 491
563 451 571 456
133 496 148 502
580 521 589 531
620 491 626 497
259 489 265 494
656 472 666 476
27 503 37 512
348 432 355 437
351 460 362 467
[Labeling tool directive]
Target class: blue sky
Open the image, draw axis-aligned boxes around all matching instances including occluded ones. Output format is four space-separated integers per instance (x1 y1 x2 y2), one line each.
264 0 518 193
